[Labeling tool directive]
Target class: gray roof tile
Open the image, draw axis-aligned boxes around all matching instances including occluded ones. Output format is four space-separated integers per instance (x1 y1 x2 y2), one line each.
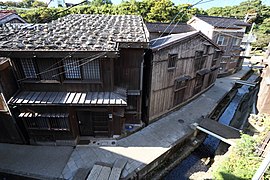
146 22 195 34
195 15 250 29
0 14 149 51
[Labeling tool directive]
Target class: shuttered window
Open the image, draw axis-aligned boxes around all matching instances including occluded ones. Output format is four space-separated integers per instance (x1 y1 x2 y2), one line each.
20 58 37 79
63 58 81 79
82 59 101 81
20 113 69 131
168 54 177 69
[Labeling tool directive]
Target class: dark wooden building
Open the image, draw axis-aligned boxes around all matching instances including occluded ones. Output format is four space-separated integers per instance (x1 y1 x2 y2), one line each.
0 14 149 145
188 15 250 76
0 58 24 144
146 22 195 40
143 31 222 122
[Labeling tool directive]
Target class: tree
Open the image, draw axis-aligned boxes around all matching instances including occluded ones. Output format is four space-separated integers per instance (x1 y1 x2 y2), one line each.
32 0 47 8
90 0 112 6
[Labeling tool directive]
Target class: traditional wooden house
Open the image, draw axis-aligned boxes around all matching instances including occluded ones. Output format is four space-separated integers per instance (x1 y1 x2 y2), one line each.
188 15 250 76
0 14 149 145
0 58 24 144
142 31 222 122
0 10 27 25
146 22 195 40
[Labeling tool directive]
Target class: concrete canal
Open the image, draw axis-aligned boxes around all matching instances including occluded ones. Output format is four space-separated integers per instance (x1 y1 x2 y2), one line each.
165 74 259 180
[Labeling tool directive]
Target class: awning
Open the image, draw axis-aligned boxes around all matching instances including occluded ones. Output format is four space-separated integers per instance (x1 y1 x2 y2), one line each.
197 69 211 76
9 91 127 106
175 75 191 82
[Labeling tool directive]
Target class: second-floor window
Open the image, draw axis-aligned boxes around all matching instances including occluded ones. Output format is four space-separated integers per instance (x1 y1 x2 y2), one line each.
232 37 241 46
194 51 205 70
63 58 82 79
217 35 228 46
82 60 100 81
63 58 101 81
20 58 37 79
168 54 177 69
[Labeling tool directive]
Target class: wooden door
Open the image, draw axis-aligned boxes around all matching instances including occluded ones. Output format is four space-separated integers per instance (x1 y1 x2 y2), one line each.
77 111 94 136
77 111 109 137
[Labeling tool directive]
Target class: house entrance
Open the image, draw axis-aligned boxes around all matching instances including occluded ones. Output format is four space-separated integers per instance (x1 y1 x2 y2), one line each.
77 111 109 137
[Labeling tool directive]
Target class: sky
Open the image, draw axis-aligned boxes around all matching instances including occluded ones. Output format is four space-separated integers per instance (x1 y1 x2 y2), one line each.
3 0 270 10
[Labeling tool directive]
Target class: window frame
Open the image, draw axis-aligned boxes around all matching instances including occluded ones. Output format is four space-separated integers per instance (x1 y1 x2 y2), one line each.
63 58 82 80
20 58 38 80
217 35 228 46
22 113 70 131
168 54 178 70
232 37 241 46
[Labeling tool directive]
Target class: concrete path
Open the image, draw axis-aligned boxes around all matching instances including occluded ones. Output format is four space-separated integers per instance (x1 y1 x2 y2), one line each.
62 68 250 179
0 143 73 179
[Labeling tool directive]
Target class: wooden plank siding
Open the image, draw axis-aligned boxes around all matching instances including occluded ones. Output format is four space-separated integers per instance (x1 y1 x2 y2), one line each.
212 31 244 74
147 34 220 122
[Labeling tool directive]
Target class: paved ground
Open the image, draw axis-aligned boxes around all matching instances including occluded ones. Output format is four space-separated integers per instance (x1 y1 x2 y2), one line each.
62 68 250 179
0 67 250 180
0 144 73 179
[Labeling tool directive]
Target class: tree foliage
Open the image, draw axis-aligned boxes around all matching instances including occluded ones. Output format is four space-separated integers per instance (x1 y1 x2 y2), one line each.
213 114 270 180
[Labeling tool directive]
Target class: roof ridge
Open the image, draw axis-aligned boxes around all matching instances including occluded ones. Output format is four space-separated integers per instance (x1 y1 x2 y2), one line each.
196 14 241 20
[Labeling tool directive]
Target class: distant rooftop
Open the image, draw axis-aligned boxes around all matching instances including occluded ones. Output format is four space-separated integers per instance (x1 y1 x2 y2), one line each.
0 10 26 24
0 14 149 51
146 22 195 34
195 15 250 29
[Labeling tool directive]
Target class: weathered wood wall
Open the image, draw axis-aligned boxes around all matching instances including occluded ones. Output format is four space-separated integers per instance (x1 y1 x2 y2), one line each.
147 34 220 121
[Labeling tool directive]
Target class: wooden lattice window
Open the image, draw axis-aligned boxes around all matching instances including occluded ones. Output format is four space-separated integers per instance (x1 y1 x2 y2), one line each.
168 54 177 69
22 113 69 131
82 59 101 81
49 116 69 130
25 116 49 130
20 58 37 79
63 58 81 79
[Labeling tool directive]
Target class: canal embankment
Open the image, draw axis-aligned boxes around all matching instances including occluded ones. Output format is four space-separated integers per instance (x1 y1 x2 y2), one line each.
162 72 260 180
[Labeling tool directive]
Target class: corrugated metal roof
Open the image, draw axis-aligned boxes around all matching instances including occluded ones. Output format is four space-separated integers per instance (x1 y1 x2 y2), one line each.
9 91 127 106
150 31 198 50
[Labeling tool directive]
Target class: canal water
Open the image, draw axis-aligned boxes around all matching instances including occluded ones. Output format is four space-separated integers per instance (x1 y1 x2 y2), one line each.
165 75 258 180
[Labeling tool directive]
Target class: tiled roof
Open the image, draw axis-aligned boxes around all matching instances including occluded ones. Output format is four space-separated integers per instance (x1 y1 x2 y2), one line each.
150 31 199 50
195 15 250 29
0 14 149 51
146 22 195 34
